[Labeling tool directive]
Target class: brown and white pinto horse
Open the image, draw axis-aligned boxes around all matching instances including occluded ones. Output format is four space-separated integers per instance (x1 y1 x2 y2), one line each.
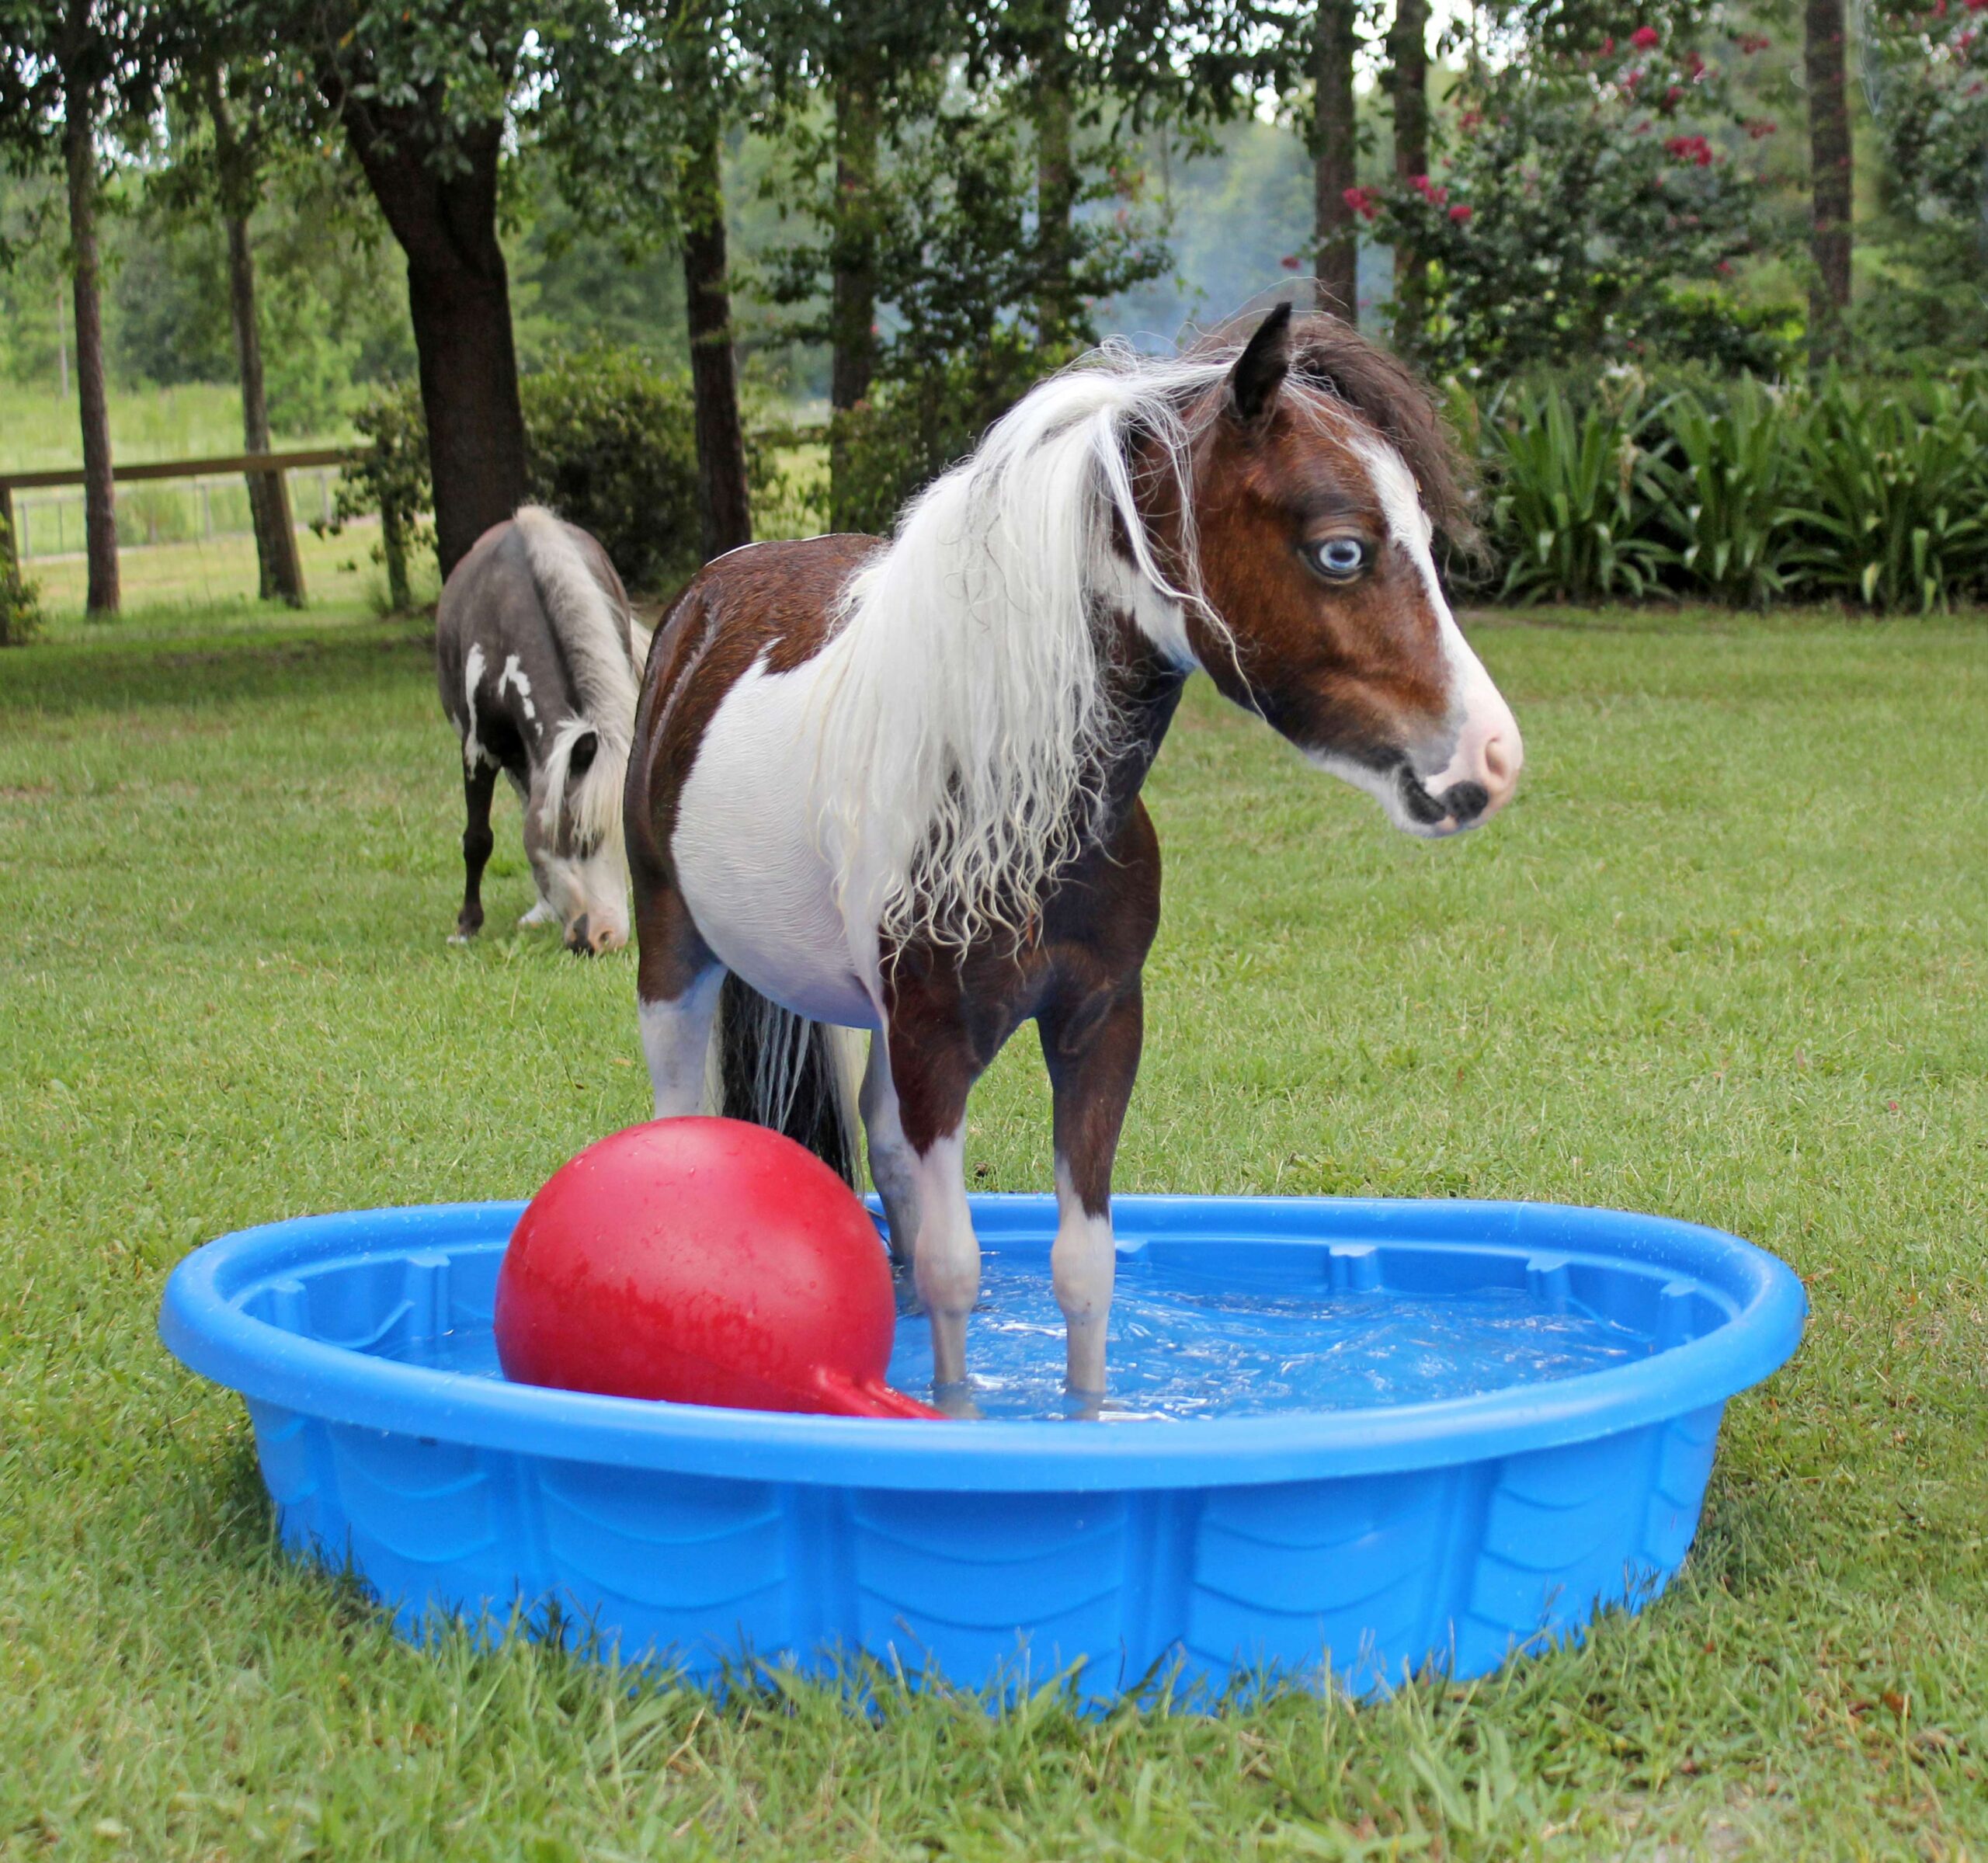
624 306 1522 1413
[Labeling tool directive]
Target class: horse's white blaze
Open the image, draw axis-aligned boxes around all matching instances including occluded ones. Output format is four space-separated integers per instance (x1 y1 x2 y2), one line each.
673 655 881 1030
1355 440 1524 832
638 970 725 1117
1051 1159 1115 1396
905 1125 978 1390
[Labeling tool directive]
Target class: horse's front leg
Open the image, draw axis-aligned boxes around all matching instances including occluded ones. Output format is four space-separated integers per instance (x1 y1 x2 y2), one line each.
1038 979 1144 1406
452 759 498 942
883 1020 982 1413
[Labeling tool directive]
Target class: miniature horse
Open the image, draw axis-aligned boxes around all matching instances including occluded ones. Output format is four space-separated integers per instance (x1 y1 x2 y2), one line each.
625 307 1523 1410
436 507 651 954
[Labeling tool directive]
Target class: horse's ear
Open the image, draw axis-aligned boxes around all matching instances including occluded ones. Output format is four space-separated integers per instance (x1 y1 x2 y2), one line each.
1227 303 1294 426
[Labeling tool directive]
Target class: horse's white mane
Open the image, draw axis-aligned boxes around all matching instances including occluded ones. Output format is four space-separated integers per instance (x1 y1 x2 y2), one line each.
513 505 648 854
813 341 1248 951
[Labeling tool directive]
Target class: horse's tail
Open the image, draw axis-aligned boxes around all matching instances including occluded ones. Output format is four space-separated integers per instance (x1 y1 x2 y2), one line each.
712 975 863 1187
513 504 641 854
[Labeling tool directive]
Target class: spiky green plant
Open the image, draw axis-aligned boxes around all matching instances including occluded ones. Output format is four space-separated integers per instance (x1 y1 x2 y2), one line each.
1650 381 1804 610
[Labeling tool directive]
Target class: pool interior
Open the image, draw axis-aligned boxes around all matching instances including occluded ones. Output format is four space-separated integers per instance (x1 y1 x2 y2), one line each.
242 1229 1733 1422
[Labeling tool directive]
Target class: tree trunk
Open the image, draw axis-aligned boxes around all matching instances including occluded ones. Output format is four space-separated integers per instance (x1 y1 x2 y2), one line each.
1386 0 1431 359
1805 0 1853 368
829 61 881 533
1311 0 1360 324
208 67 305 607
341 110 527 580
1032 0 1079 354
681 118 753 562
63 78 117 618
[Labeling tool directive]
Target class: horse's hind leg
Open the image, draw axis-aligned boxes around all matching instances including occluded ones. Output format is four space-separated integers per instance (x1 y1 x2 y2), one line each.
453 759 498 942
633 874 722 1117
884 1023 982 1412
1039 980 1144 1406
858 1034 920 1272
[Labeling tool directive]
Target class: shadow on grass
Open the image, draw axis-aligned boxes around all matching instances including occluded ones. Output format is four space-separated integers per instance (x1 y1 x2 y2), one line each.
2 611 435 720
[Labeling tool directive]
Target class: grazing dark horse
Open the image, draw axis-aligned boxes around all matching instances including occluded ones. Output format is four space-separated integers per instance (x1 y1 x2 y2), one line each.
436 507 651 954
624 307 1523 1410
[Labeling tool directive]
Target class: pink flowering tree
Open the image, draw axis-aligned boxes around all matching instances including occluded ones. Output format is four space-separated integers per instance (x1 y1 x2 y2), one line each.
1371 26 1771 377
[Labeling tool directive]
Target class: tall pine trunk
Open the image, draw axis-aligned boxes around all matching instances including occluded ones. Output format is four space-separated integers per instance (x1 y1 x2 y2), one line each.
342 112 527 579
681 118 753 561
828 61 881 533
63 71 117 618
1386 0 1431 359
1032 0 1079 354
208 68 304 607
1805 0 1853 368
1311 0 1360 324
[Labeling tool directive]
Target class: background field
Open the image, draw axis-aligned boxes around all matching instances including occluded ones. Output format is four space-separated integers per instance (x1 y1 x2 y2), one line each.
1 600 1984 1859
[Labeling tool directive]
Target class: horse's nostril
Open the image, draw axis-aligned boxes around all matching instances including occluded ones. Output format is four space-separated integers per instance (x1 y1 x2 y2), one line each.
1482 732 1514 788
1444 780 1491 825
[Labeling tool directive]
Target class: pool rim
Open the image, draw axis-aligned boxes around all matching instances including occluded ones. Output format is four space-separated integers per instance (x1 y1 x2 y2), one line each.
158 1194 1806 1495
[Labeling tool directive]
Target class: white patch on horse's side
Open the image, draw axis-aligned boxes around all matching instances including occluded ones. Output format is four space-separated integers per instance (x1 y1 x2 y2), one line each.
497 652 539 735
638 971 725 1117
673 653 883 1031
1051 1158 1115 1396
461 641 488 770
808 342 1249 952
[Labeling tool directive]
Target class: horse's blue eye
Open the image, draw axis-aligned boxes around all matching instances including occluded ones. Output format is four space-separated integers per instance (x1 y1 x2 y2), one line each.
1310 538 1368 579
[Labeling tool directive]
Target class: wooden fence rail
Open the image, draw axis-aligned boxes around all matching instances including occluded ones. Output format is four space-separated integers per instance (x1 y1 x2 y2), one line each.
0 447 354 591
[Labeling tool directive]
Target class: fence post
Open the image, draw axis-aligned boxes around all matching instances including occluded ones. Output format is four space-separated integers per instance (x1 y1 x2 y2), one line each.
0 482 17 586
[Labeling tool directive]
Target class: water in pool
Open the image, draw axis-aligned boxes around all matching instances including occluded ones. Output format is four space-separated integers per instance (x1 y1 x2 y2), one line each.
378 1252 1652 1420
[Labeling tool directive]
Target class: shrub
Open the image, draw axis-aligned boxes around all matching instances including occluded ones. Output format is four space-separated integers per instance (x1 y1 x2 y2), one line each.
1649 381 1802 608
1477 382 1674 603
1786 372 1988 613
0 517 43 646
324 381 433 613
523 345 785 595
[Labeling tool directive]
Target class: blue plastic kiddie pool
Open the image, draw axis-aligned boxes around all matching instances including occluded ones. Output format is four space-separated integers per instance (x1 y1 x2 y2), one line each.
159 1194 1804 1697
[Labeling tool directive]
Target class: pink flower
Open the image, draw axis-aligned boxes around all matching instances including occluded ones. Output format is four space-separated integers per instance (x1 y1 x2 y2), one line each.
1449 203 1475 221
1631 24 1661 47
1744 117 1778 138
1343 186 1380 222
1280 253 1302 269
1715 259 1733 274
1663 84 1685 106
1600 33 1615 53
1663 133 1715 165
1685 50 1706 76
1737 31 1771 50
1409 174 1449 204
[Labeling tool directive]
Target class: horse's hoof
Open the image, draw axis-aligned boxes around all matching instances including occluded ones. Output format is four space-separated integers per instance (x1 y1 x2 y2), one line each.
930 1381 982 1420
1062 1386 1106 1422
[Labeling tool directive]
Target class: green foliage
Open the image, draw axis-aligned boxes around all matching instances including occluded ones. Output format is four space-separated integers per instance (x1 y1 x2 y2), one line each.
325 381 430 612
520 344 721 595
1787 371 1988 613
0 514 43 644
1478 382 1674 603
1649 380 1799 608
1380 33 1766 379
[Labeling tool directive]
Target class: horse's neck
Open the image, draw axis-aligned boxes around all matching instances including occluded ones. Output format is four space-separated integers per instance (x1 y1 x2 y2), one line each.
1090 617 1190 838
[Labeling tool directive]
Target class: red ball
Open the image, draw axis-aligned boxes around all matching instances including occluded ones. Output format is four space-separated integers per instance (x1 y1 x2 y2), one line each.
494 1117 939 1420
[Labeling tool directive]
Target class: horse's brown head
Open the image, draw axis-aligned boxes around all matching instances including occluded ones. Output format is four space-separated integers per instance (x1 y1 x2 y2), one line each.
1167 304 1521 836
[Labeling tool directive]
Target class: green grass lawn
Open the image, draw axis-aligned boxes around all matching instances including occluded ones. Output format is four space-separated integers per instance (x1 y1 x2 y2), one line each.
2 598 1984 1859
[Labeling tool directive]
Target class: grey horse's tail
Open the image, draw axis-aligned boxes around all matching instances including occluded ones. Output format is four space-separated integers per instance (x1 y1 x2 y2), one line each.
712 975 862 1187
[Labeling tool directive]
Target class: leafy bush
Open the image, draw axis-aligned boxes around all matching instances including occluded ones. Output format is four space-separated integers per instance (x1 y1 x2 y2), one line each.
1787 373 1988 613
1477 383 1673 603
323 381 433 613
521 345 723 594
1650 381 1800 608
0 517 43 646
